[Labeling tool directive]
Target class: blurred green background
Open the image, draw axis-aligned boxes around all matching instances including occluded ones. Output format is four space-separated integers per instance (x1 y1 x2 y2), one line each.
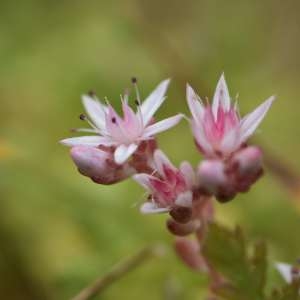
1 0 300 299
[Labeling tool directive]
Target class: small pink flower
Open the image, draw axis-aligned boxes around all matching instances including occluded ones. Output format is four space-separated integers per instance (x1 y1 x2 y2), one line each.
61 79 183 164
186 74 275 158
133 149 195 214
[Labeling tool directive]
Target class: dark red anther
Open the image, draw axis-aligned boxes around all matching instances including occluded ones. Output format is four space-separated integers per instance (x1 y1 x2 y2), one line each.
79 113 86 120
88 90 96 97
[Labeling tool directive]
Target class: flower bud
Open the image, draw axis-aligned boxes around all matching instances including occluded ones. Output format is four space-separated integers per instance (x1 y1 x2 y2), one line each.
198 160 226 192
197 160 236 202
70 146 135 184
230 146 263 192
232 146 263 176
169 206 193 224
166 218 201 236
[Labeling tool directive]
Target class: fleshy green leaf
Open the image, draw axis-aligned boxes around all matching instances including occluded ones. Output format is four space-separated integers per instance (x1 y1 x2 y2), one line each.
202 223 267 300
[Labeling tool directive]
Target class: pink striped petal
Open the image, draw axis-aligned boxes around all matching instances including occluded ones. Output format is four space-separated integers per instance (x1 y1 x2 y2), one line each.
105 105 128 142
122 101 142 136
212 73 231 120
153 149 176 176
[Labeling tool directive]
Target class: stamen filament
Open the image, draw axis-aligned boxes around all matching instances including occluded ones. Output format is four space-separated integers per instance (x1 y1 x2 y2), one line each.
79 114 99 131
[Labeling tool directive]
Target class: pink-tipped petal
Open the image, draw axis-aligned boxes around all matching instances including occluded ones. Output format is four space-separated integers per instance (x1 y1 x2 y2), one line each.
153 149 176 177
140 79 170 125
143 114 183 138
275 263 293 284
212 73 231 120
114 143 138 164
105 105 129 142
82 95 107 131
240 95 275 143
122 101 142 135
140 202 170 214
186 84 204 123
60 136 115 147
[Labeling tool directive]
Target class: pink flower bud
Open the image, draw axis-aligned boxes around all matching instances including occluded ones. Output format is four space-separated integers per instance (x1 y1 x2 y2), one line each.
229 146 263 192
169 205 193 224
198 160 226 193
232 146 262 176
70 146 135 184
166 218 201 236
174 237 208 271
197 160 236 202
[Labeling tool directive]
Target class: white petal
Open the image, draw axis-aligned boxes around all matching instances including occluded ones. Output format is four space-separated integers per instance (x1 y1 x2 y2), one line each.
114 143 138 164
82 95 107 131
179 161 196 188
60 136 114 147
143 114 183 138
140 202 170 214
133 173 153 191
212 73 231 120
275 262 293 284
191 121 214 155
140 79 170 125
186 84 205 124
153 149 176 176
239 96 275 143
175 191 193 207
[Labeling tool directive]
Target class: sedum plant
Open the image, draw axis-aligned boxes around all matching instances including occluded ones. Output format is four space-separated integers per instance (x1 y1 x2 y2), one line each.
61 74 299 299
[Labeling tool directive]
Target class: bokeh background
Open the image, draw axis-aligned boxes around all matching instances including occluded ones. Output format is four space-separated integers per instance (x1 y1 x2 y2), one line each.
1 0 300 299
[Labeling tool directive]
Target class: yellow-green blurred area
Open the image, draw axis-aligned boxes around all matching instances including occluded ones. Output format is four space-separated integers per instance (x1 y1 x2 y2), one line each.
1 0 300 299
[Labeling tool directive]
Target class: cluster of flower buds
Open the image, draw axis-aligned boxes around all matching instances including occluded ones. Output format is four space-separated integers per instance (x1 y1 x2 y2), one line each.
61 74 274 243
187 75 274 202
